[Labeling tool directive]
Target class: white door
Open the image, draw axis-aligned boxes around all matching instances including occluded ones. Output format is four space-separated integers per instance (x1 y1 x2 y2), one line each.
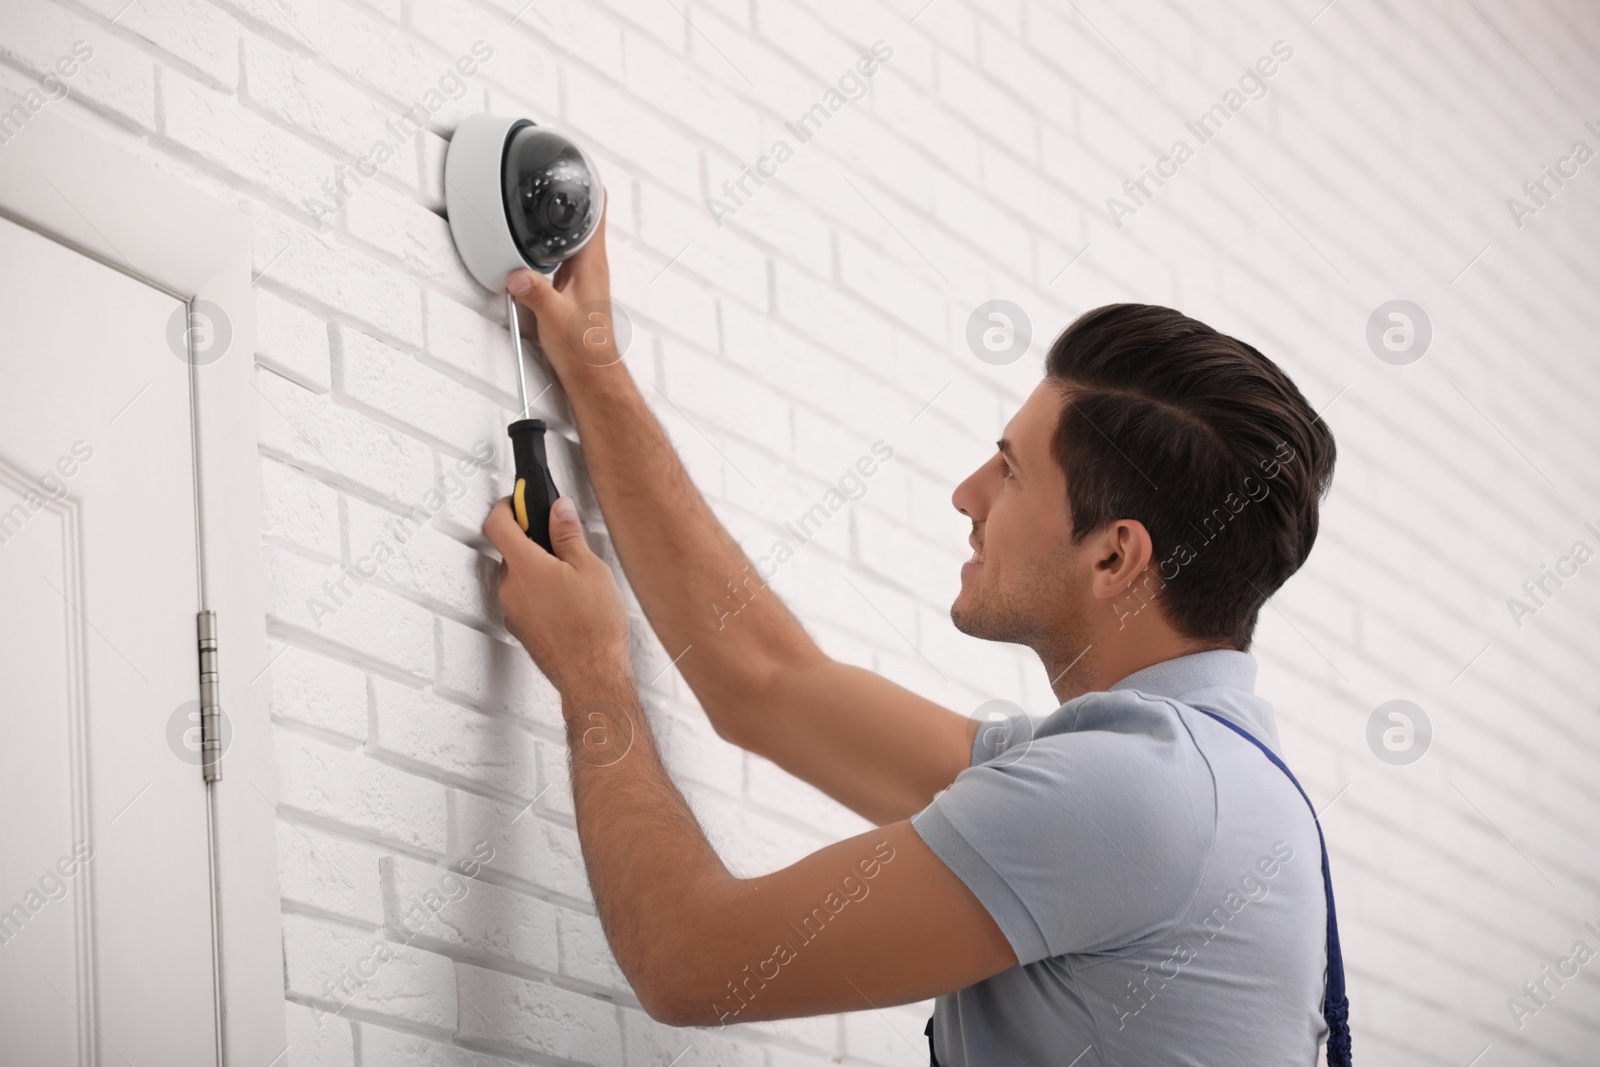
0 214 219 1065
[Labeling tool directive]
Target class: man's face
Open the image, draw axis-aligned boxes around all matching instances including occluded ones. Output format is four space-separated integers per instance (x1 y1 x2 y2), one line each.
950 380 1083 648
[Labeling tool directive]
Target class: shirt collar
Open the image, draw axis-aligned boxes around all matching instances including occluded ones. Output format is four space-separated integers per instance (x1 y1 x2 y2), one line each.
1108 648 1257 701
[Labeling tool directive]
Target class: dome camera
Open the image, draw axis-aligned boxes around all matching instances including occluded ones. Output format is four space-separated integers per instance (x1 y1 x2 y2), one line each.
444 114 605 291
443 115 604 554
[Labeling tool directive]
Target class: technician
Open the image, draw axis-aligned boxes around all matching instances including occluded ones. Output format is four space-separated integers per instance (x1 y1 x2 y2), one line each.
482 206 1348 1066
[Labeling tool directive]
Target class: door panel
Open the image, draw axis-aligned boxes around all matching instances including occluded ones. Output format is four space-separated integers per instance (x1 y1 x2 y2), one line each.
0 214 218 1065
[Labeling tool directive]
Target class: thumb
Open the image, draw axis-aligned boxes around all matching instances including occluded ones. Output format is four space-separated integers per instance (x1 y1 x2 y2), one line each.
507 268 558 315
547 497 590 562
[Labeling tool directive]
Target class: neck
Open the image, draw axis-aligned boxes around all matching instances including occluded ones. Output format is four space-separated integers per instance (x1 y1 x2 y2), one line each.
1041 631 1231 703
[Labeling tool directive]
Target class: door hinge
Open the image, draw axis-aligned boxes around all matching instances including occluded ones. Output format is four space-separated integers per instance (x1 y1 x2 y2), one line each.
197 610 223 783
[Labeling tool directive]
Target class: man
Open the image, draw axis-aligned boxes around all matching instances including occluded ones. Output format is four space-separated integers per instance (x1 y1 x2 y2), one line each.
482 206 1344 1065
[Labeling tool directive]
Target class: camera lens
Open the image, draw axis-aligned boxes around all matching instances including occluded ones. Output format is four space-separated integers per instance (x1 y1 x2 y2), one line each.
502 124 602 269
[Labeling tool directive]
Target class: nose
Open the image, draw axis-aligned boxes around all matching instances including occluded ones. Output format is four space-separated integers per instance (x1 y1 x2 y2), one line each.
952 463 987 520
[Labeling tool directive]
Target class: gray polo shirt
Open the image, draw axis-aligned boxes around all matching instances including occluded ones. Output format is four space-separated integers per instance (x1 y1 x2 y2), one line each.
911 650 1329 1066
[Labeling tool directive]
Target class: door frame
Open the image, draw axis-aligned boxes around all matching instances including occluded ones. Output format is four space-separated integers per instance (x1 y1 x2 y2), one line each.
0 110 285 1064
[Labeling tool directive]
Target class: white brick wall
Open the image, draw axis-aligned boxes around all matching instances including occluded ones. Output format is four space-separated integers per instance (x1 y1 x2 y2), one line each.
6 0 1600 1062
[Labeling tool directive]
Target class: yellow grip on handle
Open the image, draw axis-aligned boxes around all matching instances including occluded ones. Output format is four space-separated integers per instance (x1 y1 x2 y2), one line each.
513 477 529 531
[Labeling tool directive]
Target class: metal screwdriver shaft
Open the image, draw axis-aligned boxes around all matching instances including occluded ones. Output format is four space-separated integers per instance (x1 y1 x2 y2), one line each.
504 288 561 551
508 290 530 419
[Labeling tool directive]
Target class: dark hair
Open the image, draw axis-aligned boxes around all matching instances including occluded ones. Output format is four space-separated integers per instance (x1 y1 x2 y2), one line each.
1044 303 1336 650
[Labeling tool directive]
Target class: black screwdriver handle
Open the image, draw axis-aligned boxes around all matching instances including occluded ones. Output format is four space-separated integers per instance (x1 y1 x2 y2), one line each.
508 418 561 552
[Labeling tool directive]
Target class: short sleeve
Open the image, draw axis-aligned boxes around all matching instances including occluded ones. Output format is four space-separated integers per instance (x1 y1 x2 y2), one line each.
912 705 1215 965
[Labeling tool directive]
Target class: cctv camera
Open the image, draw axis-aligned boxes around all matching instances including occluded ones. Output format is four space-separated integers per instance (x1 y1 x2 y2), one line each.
444 114 605 291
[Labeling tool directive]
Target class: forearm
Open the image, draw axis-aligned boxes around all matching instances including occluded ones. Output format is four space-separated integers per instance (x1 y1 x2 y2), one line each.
561 670 732 1010
560 363 821 706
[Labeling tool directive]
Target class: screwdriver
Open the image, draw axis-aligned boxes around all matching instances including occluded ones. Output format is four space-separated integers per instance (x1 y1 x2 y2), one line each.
505 291 561 553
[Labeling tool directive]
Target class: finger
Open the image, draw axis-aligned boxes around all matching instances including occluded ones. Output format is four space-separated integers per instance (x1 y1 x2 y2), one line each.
483 496 556 568
507 268 560 318
546 497 593 565
571 197 609 286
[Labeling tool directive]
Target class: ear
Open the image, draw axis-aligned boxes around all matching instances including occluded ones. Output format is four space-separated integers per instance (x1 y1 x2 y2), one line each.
1088 519 1157 601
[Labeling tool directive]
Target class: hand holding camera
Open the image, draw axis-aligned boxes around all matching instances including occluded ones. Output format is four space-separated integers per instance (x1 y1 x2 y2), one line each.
445 115 620 387
504 212 620 385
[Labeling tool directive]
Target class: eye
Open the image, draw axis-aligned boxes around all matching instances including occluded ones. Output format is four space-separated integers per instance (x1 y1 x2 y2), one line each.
997 456 1013 479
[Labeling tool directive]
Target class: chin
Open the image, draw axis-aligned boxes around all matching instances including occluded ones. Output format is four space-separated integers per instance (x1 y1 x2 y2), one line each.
951 579 1049 648
950 592 991 640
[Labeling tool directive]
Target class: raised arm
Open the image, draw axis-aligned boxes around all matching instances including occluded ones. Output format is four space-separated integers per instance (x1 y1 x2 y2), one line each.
506 211 976 824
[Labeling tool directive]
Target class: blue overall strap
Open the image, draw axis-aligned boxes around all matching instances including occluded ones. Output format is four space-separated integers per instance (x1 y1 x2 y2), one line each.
1195 708 1351 1066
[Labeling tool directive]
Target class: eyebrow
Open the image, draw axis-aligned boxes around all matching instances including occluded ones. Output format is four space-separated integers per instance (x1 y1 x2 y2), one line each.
997 438 1020 469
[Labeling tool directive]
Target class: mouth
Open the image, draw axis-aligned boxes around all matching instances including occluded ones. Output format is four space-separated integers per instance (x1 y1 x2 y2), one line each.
967 534 984 564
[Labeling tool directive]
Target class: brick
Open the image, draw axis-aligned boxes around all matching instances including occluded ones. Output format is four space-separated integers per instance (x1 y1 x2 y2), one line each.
355 1024 518 1067
611 242 721 352
240 32 415 187
81 0 239 88
341 181 477 301
275 727 448 851
281 911 457 1030
275 817 385 926
422 289 524 400
0 4 157 131
260 456 340 558
265 640 369 740
453 963 622 1064
263 543 434 676
283 1000 355 1067
162 69 337 213
771 261 894 368
381 852 558 971
256 287 333 392
746 753 872 841
476 0 625 80
256 364 434 504
371 676 536 796
621 31 762 160
556 907 628 993
451 791 589 901
657 339 791 457
409 0 559 111
636 180 769 311
336 326 502 456
436 615 564 731
250 209 425 348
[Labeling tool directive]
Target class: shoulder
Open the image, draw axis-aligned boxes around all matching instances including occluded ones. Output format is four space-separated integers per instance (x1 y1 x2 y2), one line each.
994 688 1213 784
956 688 1218 845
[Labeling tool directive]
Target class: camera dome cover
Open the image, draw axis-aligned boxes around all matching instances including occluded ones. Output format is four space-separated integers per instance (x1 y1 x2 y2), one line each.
503 124 603 269
443 114 605 291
